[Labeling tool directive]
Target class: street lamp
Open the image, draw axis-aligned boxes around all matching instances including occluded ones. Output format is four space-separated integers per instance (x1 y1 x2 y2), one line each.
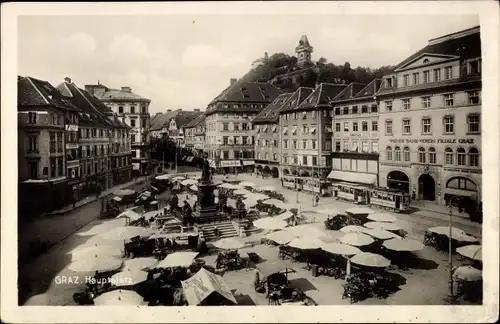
446 195 462 303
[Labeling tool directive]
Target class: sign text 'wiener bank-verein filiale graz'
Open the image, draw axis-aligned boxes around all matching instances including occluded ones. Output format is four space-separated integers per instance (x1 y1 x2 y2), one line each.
389 138 475 144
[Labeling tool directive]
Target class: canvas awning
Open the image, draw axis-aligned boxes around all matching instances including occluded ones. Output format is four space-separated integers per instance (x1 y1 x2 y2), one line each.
292 126 297 135
444 188 477 198
263 125 268 132
327 170 377 185
272 125 277 132
242 160 255 166
181 268 237 306
116 209 142 221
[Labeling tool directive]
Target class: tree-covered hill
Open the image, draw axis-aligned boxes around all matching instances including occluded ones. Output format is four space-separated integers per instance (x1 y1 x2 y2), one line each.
239 53 394 93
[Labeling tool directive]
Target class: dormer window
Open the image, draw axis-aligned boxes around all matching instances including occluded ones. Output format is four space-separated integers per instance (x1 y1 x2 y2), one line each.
385 77 393 88
468 59 481 75
423 59 429 64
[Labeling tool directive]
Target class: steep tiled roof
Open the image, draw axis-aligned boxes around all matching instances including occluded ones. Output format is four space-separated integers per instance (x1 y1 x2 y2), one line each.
174 110 203 130
296 83 347 110
56 80 117 128
394 26 480 70
150 113 163 125
279 87 315 113
150 109 201 131
352 79 382 99
18 76 79 111
184 113 206 129
330 83 367 102
252 93 293 124
150 110 178 131
208 80 282 106
98 88 151 102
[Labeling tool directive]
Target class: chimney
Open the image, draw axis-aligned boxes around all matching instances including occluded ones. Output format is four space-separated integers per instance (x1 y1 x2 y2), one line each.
64 77 71 83
167 109 172 112
121 86 132 93
264 52 269 60
155 112 162 116
177 108 182 111
230 78 237 86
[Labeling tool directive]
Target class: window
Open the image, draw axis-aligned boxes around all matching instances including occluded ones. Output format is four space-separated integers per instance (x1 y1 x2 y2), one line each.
402 119 411 134
335 107 341 115
312 156 317 166
302 125 309 134
302 156 307 165
351 140 358 152
293 156 298 164
223 151 229 159
422 118 431 134
469 148 479 167
385 101 393 112
264 153 269 160
273 153 278 161
418 147 426 163
444 94 454 107
457 148 466 166
52 114 57 125
302 140 308 149
371 104 378 113
468 91 480 105
335 141 341 152
28 161 38 179
343 140 349 151
423 70 430 83
352 106 358 114
293 113 298 120
403 74 409 87
402 99 411 110
284 140 288 149
371 142 378 153
118 106 124 113
385 120 393 134
130 106 135 114
468 114 480 133
343 107 349 115
292 140 297 149
361 121 368 132
352 122 358 132
403 147 410 162
445 66 452 80
428 147 436 164
361 141 368 153
385 77 393 88
343 122 349 132
371 121 378 132
386 147 393 160
311 140 317 150
413 73 419 85
422 96 431 108
49 132 56 153
223 123 229 131
335 123 341 132
468 60 480 74
394 147 401 161
273 140 278 147
130 119 136 127
445 148 454 165
28 112 37 124
444 116 454 133
28 135 38 152
447 177 477 192
434 69 441 82
50 157 56 178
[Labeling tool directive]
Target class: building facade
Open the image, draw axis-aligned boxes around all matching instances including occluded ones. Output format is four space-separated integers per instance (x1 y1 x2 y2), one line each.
252 93 293 177
184 113 206 156
85 84 151 175
17 76 77 216
377 26 482 206
329 80 382 186
204 79 282 173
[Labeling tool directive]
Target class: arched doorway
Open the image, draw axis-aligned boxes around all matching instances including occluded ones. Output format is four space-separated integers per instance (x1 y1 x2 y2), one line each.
418 174 436 201
271 167 279 178
283 168 290 175
387 171 410 193
263 166 271 175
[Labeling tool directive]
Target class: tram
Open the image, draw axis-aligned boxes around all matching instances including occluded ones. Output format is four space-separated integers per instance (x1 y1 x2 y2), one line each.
333 182 370 204
368 187 411 213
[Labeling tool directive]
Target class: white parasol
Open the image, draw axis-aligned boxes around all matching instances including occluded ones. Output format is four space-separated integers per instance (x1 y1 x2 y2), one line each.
258 185 276 192
453 265 482 281
67 257 123 273
283 224 326 237
110 269 148 286
363 228 402 240
234 189 253 196
190 185 198 191
99 226 153 241
76 218 127 236
264 231 297 245
351 252 391 268
93 290 144 306
114 189 136 196
321 242 361 256
346 207 375 215
155 252 199 268
116 209 142 221
319 230 345 243
276 210 294 221
366 213 397 223
122 257 158 272
239 181 256 188
456 244 482 262
383 238 424 252
316 209 343 216
339 232 375 247
364 221 402 231
242 198 259 208
247 193 269 201
253 217 287 230
428 227 478 242
68 245 122 261
288 237 324 250
226 198 238 208
212 237 246 250
155 174 170 180
340 225 370 234
182 179 198 186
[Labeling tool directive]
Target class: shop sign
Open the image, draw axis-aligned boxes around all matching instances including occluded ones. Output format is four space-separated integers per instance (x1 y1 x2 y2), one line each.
65 124 78 131
220 160 241 167
242 160 255 166
389 138 475 144
443 167 482 174
132 163 140 170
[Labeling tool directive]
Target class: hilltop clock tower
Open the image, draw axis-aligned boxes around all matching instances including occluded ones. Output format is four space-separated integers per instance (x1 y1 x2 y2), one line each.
295 34 313 66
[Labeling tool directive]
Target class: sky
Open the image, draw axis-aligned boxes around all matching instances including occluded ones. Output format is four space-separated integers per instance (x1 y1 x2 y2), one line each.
18 14 479 114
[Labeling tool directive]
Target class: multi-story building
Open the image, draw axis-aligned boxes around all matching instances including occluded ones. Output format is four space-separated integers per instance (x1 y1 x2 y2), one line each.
329 80 382 186
58 78 132 198
85 83 151 175
252 93 293 177
279 84 346 190
150 109 202 147
204 78 282 173
17 76 78 216
184 113 206 156
377 26 481 207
